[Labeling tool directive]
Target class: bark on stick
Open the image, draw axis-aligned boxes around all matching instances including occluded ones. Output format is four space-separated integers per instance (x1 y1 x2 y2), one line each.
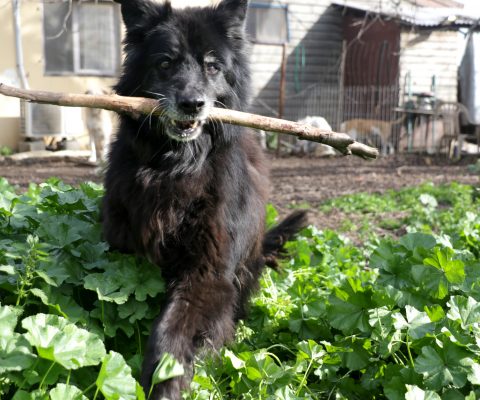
0 83 378 159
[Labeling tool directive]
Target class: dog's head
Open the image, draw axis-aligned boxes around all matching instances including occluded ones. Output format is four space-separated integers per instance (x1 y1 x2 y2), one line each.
114 0 250 143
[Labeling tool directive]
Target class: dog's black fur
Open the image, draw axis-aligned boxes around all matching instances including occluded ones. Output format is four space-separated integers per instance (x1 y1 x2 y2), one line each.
103 1 307 398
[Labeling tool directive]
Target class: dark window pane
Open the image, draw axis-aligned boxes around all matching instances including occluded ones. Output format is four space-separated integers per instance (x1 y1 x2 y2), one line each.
247 6 288 44
43 1 74 73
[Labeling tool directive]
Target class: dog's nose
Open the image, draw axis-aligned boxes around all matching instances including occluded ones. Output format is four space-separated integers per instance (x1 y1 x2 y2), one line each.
178 96 205 114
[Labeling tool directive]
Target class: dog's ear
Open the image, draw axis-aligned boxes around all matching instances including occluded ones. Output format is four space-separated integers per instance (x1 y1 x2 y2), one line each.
114 0 172 32
217 0 248 28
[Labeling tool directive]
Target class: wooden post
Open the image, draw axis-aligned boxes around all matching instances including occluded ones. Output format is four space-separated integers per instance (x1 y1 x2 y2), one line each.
336 40 347 130
277 43 288 157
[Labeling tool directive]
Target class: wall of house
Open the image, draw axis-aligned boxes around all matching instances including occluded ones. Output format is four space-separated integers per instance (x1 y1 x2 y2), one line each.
0 0 206 151
249 1 343 127
0 1 123 151
399 29 463 103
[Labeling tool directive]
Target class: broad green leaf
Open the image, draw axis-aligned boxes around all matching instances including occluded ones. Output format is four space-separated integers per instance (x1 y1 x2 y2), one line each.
0 304 19 337
419 193 438 209
29 288 49 304
49 384 87 400
134 261 165 301
136 383 146 400
0 264 16 275
383 365 422 400
266 204 279 229
272 385 303 400
36 217 86 248
246 351 286 382
405 385 441 400
327 284 374 334
117 298 149 323
96 351 137 400
442 388 469 400
412 263 449 300
84 271 132 304
368 307 394 336
30 285 88 322
400 233 436 251
393 306 435 340
84 260 164 304
340 339 371 371
414 344 473 390
0 335 36 373
22 314 105 369
467 362 480 385
424 247 465 284
12 389 48 400
223 348 245 370
151 352 185 385
424 304 445 323
447 296 480 329
35 260 71 287
296 340 325 361
405 305 435 340
90 301 135 338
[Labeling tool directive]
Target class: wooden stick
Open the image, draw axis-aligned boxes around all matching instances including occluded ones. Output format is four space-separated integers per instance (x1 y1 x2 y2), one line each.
0 83 378 159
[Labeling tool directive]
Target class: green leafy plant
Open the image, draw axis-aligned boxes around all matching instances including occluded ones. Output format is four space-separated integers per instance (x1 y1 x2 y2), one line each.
0 178 479 399
0 146 13 156
0 178 164 399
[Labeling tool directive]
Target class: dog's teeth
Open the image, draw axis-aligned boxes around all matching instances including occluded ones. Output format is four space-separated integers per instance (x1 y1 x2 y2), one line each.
171 119 199 131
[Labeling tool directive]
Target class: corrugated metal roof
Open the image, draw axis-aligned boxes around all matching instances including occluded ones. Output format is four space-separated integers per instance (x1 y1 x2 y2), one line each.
414 0 463 7
331 0 480 27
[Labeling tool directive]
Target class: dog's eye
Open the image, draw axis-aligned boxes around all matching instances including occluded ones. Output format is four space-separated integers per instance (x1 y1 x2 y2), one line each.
158 60 171 70
205 62 220 75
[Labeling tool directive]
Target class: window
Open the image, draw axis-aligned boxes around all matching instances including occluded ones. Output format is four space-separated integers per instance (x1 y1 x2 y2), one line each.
43 0 121 76
246 3 289 45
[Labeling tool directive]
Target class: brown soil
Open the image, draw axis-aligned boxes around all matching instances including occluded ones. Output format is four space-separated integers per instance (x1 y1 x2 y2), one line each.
1 153 478 231
268 153 479 230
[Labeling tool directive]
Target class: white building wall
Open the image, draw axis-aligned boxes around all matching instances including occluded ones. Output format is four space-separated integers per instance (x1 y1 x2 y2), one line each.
399 29 463 102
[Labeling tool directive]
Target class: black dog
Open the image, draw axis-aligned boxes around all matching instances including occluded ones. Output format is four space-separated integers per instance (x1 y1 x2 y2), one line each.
103 1 307 398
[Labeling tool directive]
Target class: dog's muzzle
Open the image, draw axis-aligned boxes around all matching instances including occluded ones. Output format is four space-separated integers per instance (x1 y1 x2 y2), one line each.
166 118 206 142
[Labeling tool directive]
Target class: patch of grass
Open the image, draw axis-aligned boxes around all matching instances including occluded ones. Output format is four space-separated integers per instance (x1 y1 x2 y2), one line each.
287 201 312 210
320 182 478 242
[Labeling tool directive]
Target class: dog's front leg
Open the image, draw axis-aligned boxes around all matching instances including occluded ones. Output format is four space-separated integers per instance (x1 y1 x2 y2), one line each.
141 270 236 400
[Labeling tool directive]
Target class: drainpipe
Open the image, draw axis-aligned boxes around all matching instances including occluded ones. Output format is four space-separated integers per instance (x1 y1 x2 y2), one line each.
12 0 34 142
12 0 29 89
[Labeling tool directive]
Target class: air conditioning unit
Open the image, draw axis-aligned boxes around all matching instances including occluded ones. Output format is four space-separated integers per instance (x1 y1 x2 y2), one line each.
20 101 84 137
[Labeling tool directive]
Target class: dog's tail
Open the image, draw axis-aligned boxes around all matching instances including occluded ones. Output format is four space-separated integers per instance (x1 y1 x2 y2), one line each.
263 210 309 268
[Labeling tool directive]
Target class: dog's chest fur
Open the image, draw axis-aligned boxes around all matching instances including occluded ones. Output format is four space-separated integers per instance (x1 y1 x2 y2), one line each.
103 130 268 280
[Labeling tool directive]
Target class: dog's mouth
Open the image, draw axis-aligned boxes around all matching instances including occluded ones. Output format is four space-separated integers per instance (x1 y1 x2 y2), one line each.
166 118 205 142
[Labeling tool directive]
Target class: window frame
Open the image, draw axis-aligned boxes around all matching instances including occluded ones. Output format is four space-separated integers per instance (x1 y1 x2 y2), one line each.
246 2 290 45
42 0 121 77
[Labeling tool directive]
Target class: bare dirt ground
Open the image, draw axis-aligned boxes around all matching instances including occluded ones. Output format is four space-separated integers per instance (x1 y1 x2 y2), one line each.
268 153 479 233
1 153 478 230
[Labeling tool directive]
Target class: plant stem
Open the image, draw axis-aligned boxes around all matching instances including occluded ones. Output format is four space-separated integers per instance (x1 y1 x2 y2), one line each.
17 358 39 391
82 381 97 396
136 322 142 355
296 358 314 396
148 383 154 399
405 335 415 367
39 361 56 390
